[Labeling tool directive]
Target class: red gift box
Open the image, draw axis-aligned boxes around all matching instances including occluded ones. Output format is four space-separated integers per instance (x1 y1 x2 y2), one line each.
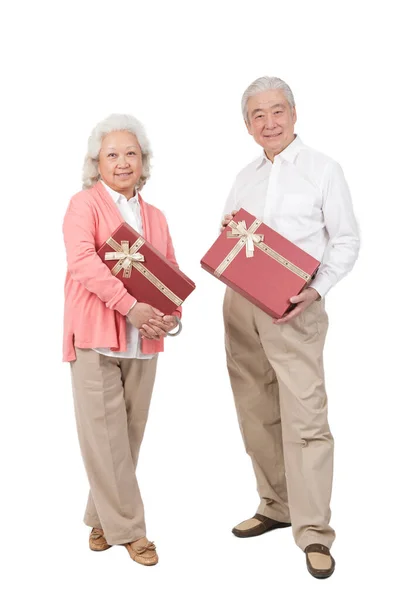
98 222 195 314
200 208 320 319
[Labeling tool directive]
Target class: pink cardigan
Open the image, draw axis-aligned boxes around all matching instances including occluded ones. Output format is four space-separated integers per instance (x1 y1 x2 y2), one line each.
62 181 182 362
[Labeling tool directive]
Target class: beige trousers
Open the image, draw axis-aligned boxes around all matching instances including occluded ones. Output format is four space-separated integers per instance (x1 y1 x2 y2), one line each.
223 288 335 550
70 348 158 545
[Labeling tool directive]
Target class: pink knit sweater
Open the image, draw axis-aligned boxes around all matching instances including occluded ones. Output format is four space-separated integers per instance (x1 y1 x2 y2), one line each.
62 181 182 361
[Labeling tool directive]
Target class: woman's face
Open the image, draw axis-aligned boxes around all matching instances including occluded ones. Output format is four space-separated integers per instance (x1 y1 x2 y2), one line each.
98 130 143 198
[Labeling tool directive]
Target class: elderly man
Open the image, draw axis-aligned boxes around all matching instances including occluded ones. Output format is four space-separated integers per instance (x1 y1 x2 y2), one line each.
221 76 359 579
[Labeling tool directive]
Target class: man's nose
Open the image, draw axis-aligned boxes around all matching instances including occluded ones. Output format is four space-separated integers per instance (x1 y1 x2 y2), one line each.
264 114 275 129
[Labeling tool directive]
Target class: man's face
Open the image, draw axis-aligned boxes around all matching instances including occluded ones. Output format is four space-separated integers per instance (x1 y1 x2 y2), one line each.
246 89 297 158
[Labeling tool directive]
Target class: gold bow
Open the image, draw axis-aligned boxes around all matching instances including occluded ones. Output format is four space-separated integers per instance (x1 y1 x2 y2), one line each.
105 240 145 278
227 220 264 257
104 234 184 306
214 218 311 281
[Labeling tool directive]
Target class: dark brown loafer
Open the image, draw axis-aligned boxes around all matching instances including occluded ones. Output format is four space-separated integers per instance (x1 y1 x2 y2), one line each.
305 544 335 579
232 514 291 538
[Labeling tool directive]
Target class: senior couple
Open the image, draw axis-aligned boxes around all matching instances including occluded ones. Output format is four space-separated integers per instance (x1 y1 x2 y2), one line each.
63 76 359 578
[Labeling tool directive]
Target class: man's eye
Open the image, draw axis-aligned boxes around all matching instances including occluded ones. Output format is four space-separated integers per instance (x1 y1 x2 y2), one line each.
274 111 283 115
255 115 263 119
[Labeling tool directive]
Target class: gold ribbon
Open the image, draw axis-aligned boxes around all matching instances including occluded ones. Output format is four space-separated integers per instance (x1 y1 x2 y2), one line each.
226 220 264 257
105 236 184 306
215 219 311 282
105 239 145 278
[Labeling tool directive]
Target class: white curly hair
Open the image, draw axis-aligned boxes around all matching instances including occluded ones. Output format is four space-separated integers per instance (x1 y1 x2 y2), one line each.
82 113 152 190
241 76 296 123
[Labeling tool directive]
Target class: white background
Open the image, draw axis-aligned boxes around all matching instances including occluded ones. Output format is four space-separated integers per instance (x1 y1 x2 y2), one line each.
1 0 399 598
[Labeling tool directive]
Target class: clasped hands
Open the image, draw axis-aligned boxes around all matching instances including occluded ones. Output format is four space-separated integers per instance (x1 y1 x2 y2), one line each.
221 209 320 324
127 303 179 340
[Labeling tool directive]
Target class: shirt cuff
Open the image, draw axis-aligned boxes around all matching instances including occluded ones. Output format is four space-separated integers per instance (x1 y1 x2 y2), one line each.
115 293 137 316
309 273 333 298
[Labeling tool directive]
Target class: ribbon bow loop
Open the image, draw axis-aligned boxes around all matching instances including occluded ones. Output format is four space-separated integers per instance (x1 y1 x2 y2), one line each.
214 215 312 281
227 219 264 258
105 239 145 278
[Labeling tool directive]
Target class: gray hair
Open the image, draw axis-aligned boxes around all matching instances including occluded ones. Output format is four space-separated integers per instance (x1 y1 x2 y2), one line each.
241 76 295 122
82 113 152 190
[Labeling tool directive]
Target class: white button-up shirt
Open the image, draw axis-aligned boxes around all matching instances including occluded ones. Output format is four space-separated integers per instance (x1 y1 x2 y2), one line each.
94 181 155 359
223 135 360 297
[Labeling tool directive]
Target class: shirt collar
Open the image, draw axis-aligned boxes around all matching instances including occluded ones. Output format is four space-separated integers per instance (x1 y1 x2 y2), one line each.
257 134 304 168
101 180 138 204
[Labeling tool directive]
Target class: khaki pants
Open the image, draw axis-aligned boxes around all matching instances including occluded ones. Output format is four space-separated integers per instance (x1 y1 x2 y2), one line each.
223 288 335 550
70 348 158 545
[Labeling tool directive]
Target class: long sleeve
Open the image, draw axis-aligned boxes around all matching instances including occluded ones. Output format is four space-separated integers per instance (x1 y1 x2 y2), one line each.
63 194 136 315
311 161 360 297
221 179 238 221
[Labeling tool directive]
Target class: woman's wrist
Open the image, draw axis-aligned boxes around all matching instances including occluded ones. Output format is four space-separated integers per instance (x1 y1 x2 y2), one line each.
166 316 182 337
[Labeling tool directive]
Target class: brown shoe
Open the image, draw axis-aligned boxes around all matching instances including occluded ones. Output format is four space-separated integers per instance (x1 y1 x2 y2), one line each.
89 528 111 551
124 537 158 566
305 544 335 579
232 514 291 538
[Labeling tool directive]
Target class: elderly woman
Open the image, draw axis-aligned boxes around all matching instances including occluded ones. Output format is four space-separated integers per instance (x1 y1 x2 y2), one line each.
63 114 181 566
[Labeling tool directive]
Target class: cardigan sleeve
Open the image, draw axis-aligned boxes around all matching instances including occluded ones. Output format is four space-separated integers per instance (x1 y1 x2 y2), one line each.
63 194 136 315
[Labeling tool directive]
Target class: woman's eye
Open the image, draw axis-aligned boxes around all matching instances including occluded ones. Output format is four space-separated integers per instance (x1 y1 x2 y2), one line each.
108 153 117 158
127 151 136 156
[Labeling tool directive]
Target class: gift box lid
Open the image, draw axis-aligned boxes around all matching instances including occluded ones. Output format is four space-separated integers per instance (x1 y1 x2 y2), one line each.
200 208 320 318
98 221 196 314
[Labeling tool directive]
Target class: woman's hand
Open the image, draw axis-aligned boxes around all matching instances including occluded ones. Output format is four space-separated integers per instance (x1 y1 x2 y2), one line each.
160 315 179 333
128 304 181 340
220 209 238 232
127 303 164 330
140 315 180 340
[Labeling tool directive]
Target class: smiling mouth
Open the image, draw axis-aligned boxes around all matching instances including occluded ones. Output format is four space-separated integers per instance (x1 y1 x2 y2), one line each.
116 172 133 177
264 132 282 138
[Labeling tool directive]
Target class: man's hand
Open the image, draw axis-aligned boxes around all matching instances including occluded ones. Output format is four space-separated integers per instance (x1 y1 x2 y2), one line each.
220 209 238 232
273 288 321 325
140 314 179 340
